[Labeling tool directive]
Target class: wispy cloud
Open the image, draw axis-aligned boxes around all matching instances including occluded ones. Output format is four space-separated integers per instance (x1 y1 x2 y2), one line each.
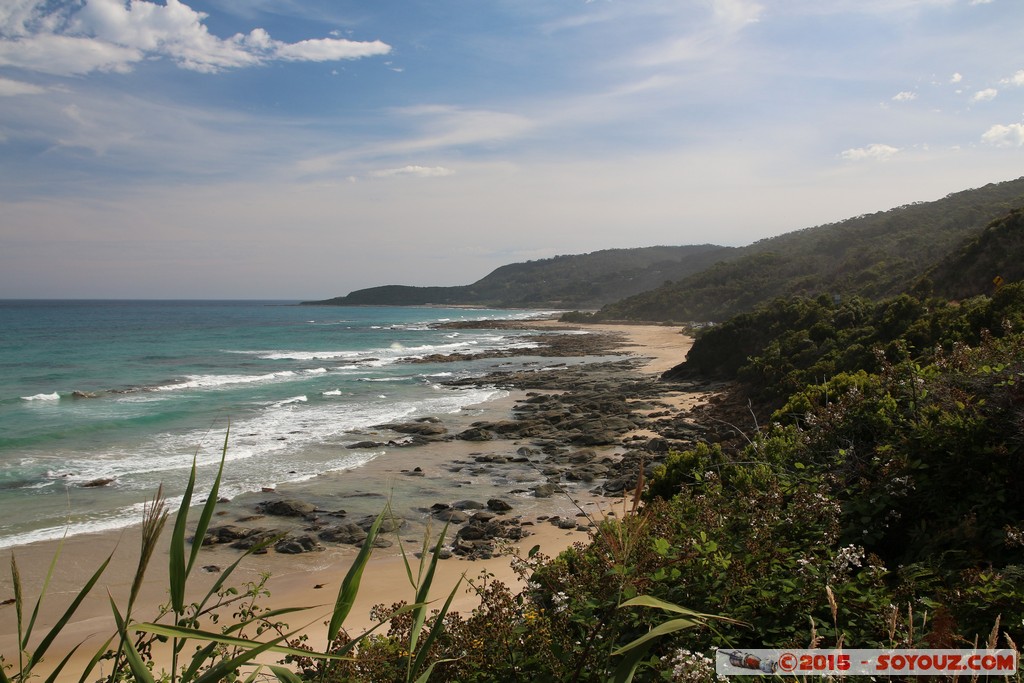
0 76 46 96
291 105 536 179
631 0 763 66
712 0 764 29
0 0 390 76
370 165 455 178
840 143 900 162
892 91 917 102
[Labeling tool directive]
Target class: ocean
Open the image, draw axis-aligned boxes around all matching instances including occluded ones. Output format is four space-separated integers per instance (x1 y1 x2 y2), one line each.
0 300 564 550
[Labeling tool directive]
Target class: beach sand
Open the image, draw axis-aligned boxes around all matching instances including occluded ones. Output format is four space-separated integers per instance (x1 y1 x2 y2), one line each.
0 322 698 680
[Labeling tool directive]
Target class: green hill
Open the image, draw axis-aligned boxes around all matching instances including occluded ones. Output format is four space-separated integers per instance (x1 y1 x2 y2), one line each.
302 244 734 309
920 207 1024 301
306 176 1024 319
596 177 1024 321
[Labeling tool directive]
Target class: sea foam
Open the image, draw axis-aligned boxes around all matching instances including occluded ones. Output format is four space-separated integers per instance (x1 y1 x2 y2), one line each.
20 392 60 401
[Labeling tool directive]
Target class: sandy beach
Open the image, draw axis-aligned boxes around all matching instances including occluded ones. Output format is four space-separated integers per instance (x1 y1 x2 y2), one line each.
0 322 702 680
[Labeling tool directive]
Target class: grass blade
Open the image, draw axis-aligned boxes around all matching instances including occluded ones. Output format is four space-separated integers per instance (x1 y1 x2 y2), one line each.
268 664 304 683
186 430 228 578
76 635 116 683
168 454 198 614
169 429 228 614
192 636 290 683
397 507 427 591
407 525 450 669
110 596 156 683
40 643 84 683
610 640 653 683
21 534 65 653
611 617 699 656
11 554 24 672
327 509 384 641
132 623 352 662
617 595 719 618
26 552 112 671
412 658 460 683
180 641 221 681
410 567 462 680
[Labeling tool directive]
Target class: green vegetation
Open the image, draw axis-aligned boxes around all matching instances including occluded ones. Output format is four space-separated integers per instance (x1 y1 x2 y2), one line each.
675 283 1024 407
923 207 1024 301
647 283 1024 655
303 245 734 309
598 178 1024 321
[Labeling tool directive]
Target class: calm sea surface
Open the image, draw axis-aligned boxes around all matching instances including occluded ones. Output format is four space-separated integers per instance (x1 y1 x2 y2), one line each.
0 300 560 549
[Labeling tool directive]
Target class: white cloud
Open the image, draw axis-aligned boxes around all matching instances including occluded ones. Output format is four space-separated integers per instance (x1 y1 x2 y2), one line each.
982 123 1024 147
0 33 142 75
892 91 917 102
950 72 962 84
370 165 456 178
275 36 391 62
0 76 46 96
0 0 390 76
840 143 900 162
712 0 764 28
970 0 993 4
971 88 998 102
1001 70 1024 86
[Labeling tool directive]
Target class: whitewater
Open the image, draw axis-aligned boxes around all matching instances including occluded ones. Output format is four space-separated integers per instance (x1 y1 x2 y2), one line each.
0 300 559 549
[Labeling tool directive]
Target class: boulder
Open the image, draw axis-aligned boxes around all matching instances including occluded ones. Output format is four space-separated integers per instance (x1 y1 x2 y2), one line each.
434 509 469 524
81 477 115 488
487 498 513 512
570 431 617 446
318 523 367 545
230 530 278 551
379 421 448 436
357 514 405 533
346 440 383 449
456 427 494 441
275 534 322 554
257 499 317 518
568 449 597 464
203 525 262 546
531 483 560 498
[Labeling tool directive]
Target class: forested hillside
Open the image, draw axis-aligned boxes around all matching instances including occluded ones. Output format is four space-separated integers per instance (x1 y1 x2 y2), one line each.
303 244 733 309
596 177 1024 321
922 207 1024 301
306 176 1024 322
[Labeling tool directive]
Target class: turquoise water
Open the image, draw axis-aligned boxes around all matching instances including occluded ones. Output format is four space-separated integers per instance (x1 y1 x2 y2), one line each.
0 301 557 548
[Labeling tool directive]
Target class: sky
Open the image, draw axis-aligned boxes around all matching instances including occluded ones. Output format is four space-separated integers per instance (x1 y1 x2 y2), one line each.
1 0 1023 299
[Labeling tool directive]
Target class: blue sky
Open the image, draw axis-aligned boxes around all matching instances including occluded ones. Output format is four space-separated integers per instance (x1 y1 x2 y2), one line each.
1 0 1023 299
